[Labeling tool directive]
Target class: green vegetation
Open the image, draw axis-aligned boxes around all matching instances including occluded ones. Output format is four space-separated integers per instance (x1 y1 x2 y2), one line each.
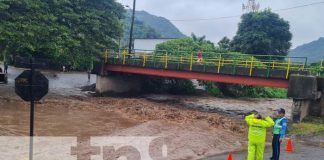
231 10 292 58
120 10 186 48
0 0 124 70
138 35 211 95
156 33 219 54
218 37 231 53
289 117 324 135
121 12 162 48
147 34 217 95
134 10 185 38
153 33 290 98
289 37 324 63
308 62 324 76
202 82 287 98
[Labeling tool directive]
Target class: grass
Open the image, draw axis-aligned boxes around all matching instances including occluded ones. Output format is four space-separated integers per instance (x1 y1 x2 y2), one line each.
289 117 324 135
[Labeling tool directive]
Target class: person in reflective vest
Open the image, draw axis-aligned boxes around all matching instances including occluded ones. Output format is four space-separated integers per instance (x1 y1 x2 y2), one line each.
270 108 287 160
245 113 274 160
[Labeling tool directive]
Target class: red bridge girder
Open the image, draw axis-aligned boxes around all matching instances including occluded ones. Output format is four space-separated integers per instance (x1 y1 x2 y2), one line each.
104 64 289 88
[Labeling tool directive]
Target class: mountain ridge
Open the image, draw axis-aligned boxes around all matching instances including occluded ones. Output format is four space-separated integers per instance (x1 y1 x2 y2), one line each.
134 10 186 38
289 37 324 63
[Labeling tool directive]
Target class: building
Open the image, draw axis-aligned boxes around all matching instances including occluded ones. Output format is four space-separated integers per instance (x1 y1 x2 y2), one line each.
133 38 175 53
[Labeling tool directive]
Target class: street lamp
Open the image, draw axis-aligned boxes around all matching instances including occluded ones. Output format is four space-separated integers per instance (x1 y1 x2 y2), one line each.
128 0 136 55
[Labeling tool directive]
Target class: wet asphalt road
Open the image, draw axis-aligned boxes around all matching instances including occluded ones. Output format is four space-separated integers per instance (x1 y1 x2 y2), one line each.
2 65 96 96
203 141 324 160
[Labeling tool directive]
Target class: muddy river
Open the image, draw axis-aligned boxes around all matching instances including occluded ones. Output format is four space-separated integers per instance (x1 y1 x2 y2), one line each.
0 66 323 160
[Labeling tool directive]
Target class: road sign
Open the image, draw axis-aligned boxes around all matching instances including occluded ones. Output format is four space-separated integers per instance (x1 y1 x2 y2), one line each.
15 70 49 101
14 58 49 160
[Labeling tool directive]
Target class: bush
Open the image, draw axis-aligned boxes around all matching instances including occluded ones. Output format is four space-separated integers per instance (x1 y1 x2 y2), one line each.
202 82 287 98
201 81 223 97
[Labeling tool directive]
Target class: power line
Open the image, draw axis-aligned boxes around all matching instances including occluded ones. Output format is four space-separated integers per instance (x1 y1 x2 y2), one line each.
274 1 324 11
169 1 324 22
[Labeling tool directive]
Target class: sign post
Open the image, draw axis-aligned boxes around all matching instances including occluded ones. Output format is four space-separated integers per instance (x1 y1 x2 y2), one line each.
15 58 49 160
29 58 35 160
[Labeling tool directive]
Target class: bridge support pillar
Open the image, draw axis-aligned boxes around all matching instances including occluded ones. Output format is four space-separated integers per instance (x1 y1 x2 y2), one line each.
288 75 323 122
292 99 311 123
96 74 142 95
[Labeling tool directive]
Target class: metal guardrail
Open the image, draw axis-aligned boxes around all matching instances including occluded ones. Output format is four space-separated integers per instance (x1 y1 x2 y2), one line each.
104 49 314 79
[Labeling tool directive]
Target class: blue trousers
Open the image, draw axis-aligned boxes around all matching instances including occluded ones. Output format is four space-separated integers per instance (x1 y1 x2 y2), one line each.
272 134 281 160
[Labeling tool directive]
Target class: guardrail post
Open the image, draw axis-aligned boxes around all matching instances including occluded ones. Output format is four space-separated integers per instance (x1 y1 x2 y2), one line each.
143 54 146 67
165 53 168 69
203 58 206 72
217 54 222 73
153 51 157 67
178 56 183 70
233 56 237 75
266 56 272 78
190 53 193 71
221 58 224 66
286 58 291 79
249 56 254 77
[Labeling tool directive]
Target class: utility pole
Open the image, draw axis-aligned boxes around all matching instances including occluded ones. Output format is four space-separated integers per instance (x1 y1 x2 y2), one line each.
128 0 136 55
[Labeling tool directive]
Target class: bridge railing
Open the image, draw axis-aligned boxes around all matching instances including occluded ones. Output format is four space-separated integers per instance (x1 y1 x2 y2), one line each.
104 49 310 79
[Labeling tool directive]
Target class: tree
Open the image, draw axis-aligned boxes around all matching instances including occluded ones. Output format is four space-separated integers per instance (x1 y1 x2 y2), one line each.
218 37 231 52
148 34 221 95
191 33 206 44
155 35 218 56
0 0 124 70
231 10 292 58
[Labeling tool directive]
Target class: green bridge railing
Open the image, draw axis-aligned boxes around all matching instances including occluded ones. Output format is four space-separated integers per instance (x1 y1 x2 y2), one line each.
103 49 321 79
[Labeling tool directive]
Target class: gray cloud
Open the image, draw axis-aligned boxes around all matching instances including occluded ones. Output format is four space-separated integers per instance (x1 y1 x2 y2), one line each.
118 0 324 48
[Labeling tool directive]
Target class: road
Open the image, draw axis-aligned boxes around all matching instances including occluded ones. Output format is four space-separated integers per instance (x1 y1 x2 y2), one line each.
203 140 324 160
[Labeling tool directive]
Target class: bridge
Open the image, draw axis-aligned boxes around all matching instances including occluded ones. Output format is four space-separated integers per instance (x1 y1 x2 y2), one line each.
96 49 324 122
102 49 310 88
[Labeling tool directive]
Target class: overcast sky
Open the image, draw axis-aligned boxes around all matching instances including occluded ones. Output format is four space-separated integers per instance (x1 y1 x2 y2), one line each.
117 0 324 48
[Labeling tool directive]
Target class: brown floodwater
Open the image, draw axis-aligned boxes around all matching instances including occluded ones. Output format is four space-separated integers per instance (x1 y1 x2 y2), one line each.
1 66 322 159
0 100 138 137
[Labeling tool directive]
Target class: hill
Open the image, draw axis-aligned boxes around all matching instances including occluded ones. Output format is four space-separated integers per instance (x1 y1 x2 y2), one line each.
290 37 324 63
120 10 185 47
134 10 186 38
122 14 162 42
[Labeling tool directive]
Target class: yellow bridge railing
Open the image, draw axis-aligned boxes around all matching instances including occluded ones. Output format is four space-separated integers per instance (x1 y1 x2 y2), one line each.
104 49 315 79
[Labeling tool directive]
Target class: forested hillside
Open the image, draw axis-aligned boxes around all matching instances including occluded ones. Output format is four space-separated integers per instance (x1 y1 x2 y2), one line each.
121 10 186 47
290 37 324 63
134 10 185 38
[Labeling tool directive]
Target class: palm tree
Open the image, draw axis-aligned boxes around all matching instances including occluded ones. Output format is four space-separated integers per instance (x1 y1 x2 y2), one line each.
191 33 206 44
